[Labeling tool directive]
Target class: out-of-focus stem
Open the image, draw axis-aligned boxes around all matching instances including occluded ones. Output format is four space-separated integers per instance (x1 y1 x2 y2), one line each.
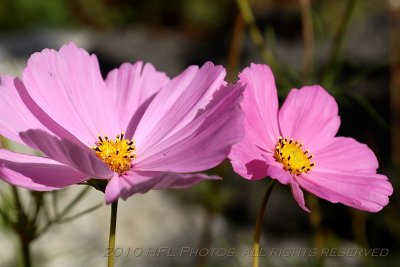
252 180 276 267
322 0 356 82
19 236 32 267
307 194 324 267
299 0 314 83
11 186 32 267
389 1 400 167
195 208 214 267
351 210 369 248
227 10 245 82
236 0 278 69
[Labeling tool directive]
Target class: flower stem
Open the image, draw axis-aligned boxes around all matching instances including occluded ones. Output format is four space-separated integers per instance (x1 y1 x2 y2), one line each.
11 186 32 267
299 0 314 84
19 236 32 267
236 0 278 69
252 179 276 267
108 200 118 267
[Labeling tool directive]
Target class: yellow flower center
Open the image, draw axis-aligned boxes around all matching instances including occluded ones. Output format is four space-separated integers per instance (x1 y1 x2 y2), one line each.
91 133 136 174
274 136 315 175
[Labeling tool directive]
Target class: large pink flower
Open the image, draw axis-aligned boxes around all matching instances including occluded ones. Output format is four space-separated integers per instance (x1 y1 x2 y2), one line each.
229 64 393 212
0 43 244 204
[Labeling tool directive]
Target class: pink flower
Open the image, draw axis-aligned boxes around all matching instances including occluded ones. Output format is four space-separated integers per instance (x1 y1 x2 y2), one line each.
0 43 244 204
229 64 393 212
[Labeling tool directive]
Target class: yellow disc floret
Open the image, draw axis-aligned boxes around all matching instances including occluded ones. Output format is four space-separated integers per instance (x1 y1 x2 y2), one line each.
91 133 136 174
274 136 314 175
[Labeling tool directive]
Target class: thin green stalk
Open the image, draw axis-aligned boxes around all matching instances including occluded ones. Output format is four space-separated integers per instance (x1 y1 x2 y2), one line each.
322 0 356 84
195 208 215 267
20 236 32 267
227 10 245 82
236 0 278 69
299 0 314 83
11 186 33 267
108 200 119 267
35 187 93 236
252 180 276 267
348 91 390 131
307 194 324 267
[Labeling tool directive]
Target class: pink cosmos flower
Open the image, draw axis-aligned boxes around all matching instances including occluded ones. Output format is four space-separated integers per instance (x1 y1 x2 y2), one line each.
229 64 393 212
0 43 244 204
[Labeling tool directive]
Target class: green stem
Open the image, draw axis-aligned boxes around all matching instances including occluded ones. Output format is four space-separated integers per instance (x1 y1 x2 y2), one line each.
252 180 276 267
322 0 356 84
19 236 32 267
108 200 119 267
12 186 32 267
307 194 324 267
236 0 278 69
226 10 245 82
299 0 314 83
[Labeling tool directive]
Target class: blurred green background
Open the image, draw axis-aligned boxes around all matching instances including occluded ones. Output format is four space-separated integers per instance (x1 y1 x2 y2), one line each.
0 0 399 267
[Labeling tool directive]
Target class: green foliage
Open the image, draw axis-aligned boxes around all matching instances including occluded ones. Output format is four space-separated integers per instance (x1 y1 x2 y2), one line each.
0 0 72 30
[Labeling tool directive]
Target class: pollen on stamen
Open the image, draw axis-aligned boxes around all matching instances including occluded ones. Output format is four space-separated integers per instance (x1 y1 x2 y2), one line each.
274 137 315 175
91 132 136 174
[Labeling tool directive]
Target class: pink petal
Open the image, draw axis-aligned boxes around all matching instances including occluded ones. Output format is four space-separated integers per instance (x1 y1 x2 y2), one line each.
266 164 294 185
104 171 220 204
229 136 269 180
298 169 393 212
262 153 293 184
278 86 340 152
22 42 120 146
14 76 84 145
104 173 132 204
238 64 280 149
19 129 113 179
256 149 293 184
0 149 88 190
290 182 310 212
133 82 244 172
0 76 48 145
152 172 221 189
314 137 378 173
134 62 226 153
105 62 170 135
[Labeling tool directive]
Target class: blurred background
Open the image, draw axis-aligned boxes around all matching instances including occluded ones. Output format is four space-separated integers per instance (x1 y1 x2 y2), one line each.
0 0 399 266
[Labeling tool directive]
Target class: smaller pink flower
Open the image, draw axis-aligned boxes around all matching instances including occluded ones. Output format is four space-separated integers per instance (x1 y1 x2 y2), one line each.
0 43 245 204
229 64 393 212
